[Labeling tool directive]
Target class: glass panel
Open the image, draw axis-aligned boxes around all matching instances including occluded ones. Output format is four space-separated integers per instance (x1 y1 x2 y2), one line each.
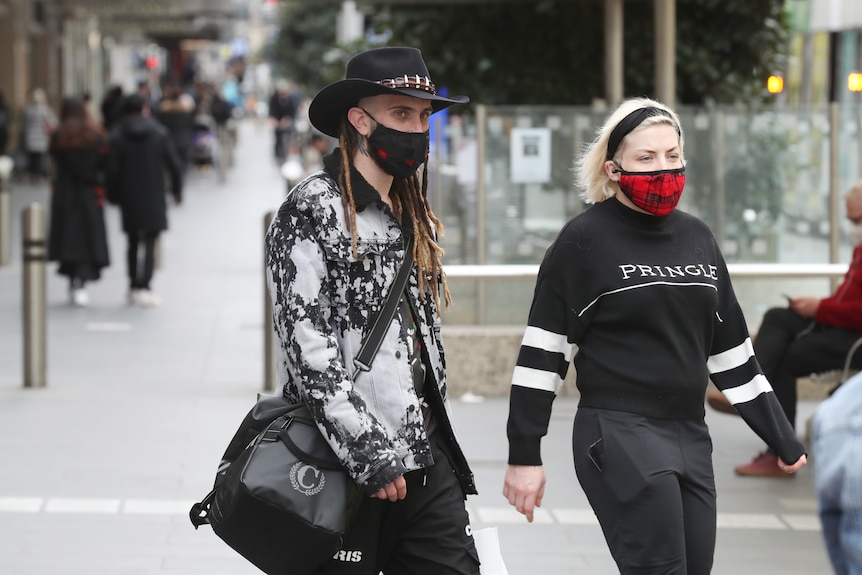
428 102 858 325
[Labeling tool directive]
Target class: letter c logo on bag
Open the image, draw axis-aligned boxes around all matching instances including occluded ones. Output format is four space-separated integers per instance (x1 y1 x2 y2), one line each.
290 462 325 496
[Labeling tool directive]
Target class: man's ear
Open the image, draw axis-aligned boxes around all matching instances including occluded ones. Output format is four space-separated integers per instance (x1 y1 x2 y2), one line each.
347 107 372 137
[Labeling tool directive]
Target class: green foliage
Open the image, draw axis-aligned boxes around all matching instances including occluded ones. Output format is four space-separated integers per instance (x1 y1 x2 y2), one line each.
269 0 790 106
268 2 344 93
675 0 789 104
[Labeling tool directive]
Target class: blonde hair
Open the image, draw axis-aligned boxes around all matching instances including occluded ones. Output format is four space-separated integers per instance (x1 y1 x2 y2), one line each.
574 97 685 205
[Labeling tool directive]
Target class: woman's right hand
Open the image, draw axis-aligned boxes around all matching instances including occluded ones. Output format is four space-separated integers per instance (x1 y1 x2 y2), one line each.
503 464 546 523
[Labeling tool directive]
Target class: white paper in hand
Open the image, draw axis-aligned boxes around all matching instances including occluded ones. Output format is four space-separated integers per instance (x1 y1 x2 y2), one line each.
473 527 509 575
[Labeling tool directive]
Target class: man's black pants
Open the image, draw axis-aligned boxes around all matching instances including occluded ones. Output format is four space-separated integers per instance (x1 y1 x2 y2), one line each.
126 231 159 290
315 434 480 575
754 307 862 428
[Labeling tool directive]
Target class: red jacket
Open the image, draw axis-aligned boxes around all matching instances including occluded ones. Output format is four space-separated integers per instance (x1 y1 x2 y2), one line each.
816 244 862 332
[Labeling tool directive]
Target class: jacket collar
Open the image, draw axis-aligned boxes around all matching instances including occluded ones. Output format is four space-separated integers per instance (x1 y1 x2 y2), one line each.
322 149 415 238
323 149 381 211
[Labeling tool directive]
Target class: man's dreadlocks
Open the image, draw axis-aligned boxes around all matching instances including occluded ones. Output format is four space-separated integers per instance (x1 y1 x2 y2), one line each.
336 115 451 311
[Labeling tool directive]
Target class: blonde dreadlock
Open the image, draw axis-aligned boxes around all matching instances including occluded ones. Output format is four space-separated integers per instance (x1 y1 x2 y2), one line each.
336 116 451 311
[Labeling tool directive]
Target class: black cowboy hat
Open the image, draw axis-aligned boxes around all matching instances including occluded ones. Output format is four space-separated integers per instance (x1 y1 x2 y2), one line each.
308 46 469 138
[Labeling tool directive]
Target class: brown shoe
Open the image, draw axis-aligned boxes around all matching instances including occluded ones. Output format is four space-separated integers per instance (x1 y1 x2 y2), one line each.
734 452 794 478
706 391 739 416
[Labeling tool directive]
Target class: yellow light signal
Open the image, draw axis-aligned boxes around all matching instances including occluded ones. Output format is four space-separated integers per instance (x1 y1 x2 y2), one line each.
767 75 784 94
849 73 862 92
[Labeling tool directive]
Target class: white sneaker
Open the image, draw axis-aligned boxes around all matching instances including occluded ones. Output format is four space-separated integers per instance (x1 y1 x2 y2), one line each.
71 289 89 307
135 289 161 308
128 289 142 306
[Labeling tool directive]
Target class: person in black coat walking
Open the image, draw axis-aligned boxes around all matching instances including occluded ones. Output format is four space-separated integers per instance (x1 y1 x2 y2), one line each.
48 97 111 307
107 94 183 308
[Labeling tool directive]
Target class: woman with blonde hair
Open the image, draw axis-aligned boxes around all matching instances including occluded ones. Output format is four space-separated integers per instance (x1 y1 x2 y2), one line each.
503 97 806 573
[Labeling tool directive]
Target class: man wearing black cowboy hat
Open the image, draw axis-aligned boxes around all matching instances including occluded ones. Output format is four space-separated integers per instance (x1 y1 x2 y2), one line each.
265 47 480 574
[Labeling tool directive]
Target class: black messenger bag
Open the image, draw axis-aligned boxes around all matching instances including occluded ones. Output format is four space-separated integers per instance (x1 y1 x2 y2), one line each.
190 398 360 575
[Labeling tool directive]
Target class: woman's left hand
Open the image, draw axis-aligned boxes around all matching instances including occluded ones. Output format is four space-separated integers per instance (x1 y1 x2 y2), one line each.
778 453 807 474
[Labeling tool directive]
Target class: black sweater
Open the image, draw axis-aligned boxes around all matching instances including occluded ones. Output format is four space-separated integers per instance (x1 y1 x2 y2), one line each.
507 198 806 467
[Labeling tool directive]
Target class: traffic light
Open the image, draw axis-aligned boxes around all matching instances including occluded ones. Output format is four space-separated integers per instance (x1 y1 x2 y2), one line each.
145 55 160 70
766 75 784 94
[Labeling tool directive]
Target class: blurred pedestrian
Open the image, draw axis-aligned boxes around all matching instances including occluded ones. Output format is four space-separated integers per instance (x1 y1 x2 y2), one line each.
813 371 862 575
503 97 807 574
100 85 124 133
107 94 183 308
155 83 196 173
300 132 331 177
0 90 10 155
47 97 111 307
268 79 301 162
265 46 478 574
21 88 57 182
708 180 862 477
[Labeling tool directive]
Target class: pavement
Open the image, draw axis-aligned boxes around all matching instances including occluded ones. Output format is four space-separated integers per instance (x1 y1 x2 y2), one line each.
0 119 833 574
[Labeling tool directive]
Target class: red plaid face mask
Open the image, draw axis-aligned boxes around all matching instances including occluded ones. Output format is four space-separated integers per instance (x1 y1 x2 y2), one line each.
613 167 686 216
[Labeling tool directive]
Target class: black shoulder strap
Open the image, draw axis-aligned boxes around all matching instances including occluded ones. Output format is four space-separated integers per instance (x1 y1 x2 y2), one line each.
352 236 415 378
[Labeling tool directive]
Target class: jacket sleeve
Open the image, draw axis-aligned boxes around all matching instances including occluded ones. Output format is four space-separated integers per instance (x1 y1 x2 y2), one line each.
163 136 183 198
104 136 121 205
707 252 806 465
815 246 862 330
265 205 408 494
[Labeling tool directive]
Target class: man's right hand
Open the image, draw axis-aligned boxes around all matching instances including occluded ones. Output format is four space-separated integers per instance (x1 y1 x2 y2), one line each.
503 464 546 523
372 475 407 502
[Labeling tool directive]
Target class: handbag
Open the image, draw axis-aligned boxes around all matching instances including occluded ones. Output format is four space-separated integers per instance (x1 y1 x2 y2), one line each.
190 237 415 575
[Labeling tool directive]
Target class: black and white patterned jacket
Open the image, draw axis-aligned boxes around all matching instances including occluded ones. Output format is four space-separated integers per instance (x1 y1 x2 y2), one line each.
265 152 476 496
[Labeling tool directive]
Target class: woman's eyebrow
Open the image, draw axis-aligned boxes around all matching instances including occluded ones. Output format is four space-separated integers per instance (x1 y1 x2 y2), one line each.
632 145 679 154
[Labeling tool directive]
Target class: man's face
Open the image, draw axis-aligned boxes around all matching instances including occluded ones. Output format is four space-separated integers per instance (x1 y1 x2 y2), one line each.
357 94 433 134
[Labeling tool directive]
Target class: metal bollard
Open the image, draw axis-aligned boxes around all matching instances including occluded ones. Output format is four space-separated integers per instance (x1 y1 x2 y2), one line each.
263 210 276 391
0 155 14 266
22 203 47 388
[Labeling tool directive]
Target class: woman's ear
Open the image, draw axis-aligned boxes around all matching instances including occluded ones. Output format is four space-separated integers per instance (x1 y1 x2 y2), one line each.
347 107 372 137
605 160 621 181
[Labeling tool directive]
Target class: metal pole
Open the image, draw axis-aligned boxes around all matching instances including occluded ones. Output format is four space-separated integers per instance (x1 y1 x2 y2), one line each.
829 101 841 273
654 0 676 107
604 0 624 108
475 105 487 325
713 111 726 249
263 210 276 392
0 155 13 267
22 203 47 388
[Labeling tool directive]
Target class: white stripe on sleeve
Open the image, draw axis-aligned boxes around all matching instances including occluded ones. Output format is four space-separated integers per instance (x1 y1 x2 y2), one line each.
521 326 574 362
707 338 755 374
511 365 563 394
721 374 774 405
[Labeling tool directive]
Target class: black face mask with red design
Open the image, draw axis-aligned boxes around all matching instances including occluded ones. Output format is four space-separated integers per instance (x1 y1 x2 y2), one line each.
612 166 686 217
362 109 429 179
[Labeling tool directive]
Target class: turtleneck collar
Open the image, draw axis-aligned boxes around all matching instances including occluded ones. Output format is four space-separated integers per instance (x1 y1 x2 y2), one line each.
603 195 676 228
